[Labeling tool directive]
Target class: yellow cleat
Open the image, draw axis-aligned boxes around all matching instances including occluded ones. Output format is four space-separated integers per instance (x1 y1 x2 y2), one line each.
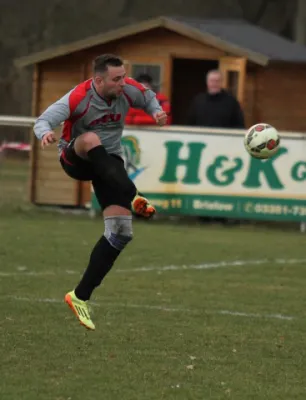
132 195 156 218
64 291 95 331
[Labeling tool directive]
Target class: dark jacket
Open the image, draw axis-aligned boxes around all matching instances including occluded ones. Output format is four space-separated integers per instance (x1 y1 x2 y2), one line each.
187 90 245 129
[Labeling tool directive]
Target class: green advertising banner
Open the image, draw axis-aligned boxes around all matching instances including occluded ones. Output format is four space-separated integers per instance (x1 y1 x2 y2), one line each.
91 127 306 222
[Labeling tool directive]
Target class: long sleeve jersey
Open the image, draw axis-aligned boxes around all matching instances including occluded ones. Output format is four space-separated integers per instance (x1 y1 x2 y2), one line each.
34 77 162 157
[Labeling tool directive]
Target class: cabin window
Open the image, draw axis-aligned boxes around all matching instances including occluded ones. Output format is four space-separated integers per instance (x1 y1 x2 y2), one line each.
130 64 162 92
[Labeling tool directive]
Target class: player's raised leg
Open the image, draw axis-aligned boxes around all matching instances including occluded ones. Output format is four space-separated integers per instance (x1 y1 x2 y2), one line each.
73 131 156 218
73 131 136 198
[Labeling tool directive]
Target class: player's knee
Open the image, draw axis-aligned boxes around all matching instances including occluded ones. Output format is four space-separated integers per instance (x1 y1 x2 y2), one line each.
78 132 101 152
104 215 133 251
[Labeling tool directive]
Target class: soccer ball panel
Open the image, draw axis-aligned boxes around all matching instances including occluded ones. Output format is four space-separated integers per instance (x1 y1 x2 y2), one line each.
244 123 280 159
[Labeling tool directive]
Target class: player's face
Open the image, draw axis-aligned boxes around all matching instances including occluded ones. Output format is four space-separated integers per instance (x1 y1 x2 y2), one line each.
97 65 126 99
206 72 222 94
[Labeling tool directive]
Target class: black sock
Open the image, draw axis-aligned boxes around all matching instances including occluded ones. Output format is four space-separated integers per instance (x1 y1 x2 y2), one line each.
87 145 136 198
74 236 121 301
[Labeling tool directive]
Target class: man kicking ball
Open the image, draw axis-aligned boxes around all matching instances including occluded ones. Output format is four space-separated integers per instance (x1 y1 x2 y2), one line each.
34 54 167 330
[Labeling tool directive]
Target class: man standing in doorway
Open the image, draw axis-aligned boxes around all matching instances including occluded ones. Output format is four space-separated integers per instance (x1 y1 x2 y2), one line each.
187 69 245 129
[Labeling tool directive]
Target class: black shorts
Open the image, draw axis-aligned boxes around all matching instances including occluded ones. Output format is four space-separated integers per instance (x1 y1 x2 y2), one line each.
60 141 132 211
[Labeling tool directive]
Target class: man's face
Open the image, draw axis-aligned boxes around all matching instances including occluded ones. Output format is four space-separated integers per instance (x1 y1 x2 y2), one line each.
206 71 222 94
94 65 126 99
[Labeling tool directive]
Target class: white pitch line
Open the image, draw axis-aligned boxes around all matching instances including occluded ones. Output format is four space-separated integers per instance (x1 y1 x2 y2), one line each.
2 296 190 313
116 258 306 273
1 258 305 278
218 310 295 321
0 271 55 277
1 295 296 321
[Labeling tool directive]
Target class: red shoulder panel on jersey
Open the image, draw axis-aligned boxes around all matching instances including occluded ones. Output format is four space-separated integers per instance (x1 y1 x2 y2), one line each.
124 77 146 92
69 79 92 114
62 80 92 143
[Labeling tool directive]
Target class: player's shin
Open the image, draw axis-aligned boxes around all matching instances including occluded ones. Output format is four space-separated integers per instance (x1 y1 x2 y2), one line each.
74 215 133 301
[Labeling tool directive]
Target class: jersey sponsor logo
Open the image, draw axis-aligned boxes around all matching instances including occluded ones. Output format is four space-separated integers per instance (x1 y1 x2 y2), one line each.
89 113 122 126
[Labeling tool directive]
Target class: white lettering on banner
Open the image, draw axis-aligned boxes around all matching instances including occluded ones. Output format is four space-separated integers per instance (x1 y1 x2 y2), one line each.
150 199 170 210
193 200 234 211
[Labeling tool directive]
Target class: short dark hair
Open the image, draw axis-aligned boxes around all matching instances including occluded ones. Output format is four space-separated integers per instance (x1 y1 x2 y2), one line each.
93 54 123 74
136 73 153 85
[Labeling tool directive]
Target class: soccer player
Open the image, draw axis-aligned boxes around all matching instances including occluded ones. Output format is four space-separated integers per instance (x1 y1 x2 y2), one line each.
33 54 167 330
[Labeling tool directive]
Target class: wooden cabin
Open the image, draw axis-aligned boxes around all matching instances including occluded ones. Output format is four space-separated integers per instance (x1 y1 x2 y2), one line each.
14 16 306 207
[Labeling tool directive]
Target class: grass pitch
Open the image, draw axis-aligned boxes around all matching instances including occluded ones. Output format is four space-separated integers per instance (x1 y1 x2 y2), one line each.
0 158 306 400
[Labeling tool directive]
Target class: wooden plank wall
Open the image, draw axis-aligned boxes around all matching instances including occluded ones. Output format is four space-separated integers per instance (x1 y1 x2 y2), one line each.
255 63 306 131
33 55 86 205
85 28 226 61
243 65 257 128
233 62 306 132
115 28 226 59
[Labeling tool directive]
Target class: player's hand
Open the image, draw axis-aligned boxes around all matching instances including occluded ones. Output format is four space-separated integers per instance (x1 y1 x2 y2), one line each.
153 111 167 126
41 131 57 148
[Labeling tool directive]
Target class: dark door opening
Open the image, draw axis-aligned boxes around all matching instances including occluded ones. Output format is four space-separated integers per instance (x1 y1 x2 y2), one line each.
171 58 218 125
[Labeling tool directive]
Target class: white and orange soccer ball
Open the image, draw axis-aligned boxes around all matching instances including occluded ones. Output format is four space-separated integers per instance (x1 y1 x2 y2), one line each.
244 123 280 159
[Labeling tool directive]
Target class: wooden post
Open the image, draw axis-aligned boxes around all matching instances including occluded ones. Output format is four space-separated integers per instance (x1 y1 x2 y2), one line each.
294 0 306 45
29 64 39 203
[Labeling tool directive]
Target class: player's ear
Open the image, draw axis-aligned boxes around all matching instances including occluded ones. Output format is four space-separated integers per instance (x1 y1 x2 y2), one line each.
94 74 103 85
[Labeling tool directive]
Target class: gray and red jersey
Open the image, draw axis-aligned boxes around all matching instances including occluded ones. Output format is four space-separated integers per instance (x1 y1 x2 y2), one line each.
34 78 162 156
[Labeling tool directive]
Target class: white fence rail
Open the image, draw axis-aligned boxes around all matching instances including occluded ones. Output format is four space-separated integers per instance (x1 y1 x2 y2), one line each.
0 115 35 151
0 115 36 127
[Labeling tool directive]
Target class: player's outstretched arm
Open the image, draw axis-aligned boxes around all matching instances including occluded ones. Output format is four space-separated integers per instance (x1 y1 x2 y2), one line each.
34 93 71 148
140 93 167 126
124 78 167 127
